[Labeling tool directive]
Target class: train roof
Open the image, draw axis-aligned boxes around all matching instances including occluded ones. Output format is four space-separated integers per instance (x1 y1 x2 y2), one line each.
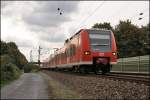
64 28 111 44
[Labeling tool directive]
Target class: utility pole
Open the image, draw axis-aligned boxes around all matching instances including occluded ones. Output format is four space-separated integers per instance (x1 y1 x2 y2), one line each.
30 50 33 62
53 48 58 66
38 46 42 66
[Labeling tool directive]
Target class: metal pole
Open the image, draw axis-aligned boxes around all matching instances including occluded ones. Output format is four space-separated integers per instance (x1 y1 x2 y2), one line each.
121 58 123 72
38 46 42 66
138 56 140 72
30 50 33 62
53 48 58 67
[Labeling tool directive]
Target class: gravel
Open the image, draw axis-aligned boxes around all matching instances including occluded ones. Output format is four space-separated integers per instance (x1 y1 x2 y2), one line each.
43 70 150 100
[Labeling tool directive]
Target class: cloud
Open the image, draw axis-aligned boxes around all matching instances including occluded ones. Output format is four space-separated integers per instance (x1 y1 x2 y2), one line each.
22 1 79 29
23 13 70 28
35 26 67 43
20 1 79 44
4 36 33 48
1 1 79 48
39 32 65 43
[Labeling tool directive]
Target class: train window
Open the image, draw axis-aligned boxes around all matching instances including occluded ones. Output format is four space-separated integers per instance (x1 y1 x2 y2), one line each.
70 47 72 56
89 34 110 39
65 51 67 57
72 45 76 56
70 47 73 57
69 44 76 57
88 30 111 52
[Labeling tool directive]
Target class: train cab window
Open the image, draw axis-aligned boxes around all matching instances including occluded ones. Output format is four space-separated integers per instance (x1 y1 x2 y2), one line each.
88 30 111 52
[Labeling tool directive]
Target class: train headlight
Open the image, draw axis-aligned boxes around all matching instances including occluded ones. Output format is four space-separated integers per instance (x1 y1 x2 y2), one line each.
84 51 91 55
112 52 116 56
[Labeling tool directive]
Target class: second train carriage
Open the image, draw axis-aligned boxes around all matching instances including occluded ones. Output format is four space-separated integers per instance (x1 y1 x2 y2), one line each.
44 28 117 74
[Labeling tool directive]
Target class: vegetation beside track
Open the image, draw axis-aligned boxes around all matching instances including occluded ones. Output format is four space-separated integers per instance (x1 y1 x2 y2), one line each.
0 41 28 87
24 63 40 73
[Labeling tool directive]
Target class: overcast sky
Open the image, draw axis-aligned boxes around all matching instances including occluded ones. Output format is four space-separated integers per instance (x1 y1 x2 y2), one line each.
1 1 149 62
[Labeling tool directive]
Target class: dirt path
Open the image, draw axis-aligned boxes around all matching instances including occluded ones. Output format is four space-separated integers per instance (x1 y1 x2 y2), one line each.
1 73 50 99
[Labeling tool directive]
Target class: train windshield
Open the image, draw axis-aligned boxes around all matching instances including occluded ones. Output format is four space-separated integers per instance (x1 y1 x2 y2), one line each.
88 30 111 52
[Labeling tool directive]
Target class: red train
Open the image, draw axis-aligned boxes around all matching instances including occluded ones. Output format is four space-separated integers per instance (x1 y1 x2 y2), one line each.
43 28 117 74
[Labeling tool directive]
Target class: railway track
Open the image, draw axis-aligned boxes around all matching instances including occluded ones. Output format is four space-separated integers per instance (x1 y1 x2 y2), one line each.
103 73 150 85
44 70 150 85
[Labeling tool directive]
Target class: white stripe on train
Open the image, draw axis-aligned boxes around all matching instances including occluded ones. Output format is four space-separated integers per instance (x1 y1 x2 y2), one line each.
42 61 117 68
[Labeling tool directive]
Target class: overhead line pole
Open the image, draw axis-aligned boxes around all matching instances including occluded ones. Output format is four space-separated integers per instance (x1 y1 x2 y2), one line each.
30 50 33 63
38 46 42 66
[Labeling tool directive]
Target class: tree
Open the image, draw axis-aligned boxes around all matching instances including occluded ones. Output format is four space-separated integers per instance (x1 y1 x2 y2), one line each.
140 23 150 55
7 42 18 50
0 41 8 55
114 20 149 57
91 20 149 58
92 22 113 30
0 41 28 69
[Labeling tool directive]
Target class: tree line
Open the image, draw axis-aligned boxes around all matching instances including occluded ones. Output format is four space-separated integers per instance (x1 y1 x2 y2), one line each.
92 20 150 58
0 41 28 68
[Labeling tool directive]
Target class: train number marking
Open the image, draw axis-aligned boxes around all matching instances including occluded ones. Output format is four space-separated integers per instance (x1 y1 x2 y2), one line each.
99 53 104 56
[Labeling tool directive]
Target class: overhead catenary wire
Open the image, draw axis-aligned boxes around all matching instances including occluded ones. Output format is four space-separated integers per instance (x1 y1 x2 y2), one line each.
73 2 148 31
30 47 53 61
73 1 106 35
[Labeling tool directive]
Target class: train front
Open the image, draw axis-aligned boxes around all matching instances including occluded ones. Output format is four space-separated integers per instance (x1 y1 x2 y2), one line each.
81 29 117 74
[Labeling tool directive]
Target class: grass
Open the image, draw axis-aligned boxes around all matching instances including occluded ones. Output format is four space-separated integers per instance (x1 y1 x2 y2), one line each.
0 79 12 87
0 63 22 88
0 70 23 88
0 55 23 88
40 72 82 99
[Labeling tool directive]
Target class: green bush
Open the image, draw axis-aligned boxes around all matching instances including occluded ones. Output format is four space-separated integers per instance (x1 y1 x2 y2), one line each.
1 62 21 87
24 63 40 73
1 41 28 69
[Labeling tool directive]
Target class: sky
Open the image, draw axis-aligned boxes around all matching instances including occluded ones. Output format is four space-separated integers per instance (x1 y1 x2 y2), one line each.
1 1 149 62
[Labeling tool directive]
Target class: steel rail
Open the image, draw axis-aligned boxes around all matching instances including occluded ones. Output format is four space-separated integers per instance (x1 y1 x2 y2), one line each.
43 70 150 85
